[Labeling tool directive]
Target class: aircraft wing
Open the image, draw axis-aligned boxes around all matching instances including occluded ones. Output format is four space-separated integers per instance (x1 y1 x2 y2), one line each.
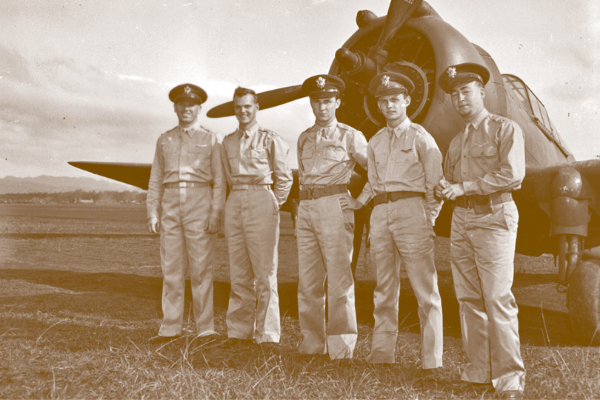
68 161 152 190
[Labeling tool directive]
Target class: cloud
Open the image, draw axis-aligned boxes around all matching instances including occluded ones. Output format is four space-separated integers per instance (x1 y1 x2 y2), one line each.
0 45 312 177
0 43 33 83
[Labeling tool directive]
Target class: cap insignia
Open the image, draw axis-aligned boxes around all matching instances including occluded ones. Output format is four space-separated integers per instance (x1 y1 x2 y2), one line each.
381 75 390 87
316 76 326 89
184 85 191 95
448 67 457 79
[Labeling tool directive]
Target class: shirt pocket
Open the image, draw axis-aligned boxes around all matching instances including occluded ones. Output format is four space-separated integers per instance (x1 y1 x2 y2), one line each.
188 143 211 171
301 148 314 172
249 146 268 159
470 142 497 158
393 142 418 171
161 142 179 171
246 146 270 174
470 142 498 174
321 146 346 174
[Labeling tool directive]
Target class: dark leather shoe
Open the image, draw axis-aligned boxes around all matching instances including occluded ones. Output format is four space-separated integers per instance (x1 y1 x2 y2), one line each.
148 335 180 344
496 390 524 399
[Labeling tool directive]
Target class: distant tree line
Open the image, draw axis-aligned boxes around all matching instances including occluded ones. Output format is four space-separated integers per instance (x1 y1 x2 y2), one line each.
0 190 146 204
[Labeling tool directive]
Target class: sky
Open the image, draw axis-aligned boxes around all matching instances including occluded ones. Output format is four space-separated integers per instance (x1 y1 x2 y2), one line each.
1 0 598 178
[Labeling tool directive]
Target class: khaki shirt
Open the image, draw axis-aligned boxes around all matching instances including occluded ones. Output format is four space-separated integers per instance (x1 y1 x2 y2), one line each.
297 119 368 187
357 118 443 221
221 123 293 206
147 124 226 220
444 109 525 195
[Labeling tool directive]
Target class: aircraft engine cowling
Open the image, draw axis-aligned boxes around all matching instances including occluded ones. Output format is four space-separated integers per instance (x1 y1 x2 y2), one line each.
330 1 507 154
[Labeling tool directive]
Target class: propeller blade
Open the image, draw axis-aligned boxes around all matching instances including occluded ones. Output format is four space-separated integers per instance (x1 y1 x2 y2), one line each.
368 0 424 67
207 85 304 118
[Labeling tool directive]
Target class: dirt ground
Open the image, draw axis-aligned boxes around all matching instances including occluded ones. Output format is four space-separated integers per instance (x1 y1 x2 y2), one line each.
0 203 575 346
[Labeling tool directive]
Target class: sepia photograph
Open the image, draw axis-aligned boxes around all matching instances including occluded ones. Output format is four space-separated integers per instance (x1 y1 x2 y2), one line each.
1 0 599 398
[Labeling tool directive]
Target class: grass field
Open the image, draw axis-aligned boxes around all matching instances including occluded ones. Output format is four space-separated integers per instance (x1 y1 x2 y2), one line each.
0 203 599 399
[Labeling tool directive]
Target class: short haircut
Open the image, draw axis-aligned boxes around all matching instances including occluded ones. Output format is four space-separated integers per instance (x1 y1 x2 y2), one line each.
233 87 258 103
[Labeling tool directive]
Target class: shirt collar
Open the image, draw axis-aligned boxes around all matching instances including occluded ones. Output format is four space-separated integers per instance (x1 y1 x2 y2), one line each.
179 120 202 136
389 117 411 139
314 119 337 138
239 122 259 138
467 108 489 132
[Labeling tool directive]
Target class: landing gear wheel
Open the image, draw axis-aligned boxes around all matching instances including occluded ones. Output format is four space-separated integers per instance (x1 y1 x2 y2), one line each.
568 258 600 345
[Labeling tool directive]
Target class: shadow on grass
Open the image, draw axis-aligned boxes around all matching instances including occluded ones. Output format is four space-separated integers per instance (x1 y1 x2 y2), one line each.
0 268 579 347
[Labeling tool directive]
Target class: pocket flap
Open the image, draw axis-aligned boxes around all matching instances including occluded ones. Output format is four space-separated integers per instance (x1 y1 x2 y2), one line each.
471 143 496 157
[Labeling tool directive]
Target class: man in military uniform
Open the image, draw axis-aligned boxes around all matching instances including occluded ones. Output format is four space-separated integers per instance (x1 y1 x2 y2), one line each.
344 72 444 374
435 63 526 399
296 74 368 359
221 87 293 347
147 83 225 343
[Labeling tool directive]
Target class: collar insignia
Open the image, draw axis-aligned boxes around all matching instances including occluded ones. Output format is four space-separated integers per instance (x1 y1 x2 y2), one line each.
448 67 457 79
316 76 326 89
184 85 192 95
382 75 390 87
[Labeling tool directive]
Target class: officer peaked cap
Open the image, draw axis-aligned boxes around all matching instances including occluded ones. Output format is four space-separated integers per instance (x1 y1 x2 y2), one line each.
369 72 415 97
302 74 345 99
169 83 208 104
438 63 490 93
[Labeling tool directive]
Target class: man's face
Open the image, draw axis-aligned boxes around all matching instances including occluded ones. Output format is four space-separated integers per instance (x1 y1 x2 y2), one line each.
450 81 485 120
377 93 410 125
233 94 259 127
174 101 201 125
310 96 341 125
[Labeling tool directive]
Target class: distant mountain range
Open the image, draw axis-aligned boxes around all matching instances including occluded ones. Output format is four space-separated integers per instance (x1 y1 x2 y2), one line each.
0 176 142 194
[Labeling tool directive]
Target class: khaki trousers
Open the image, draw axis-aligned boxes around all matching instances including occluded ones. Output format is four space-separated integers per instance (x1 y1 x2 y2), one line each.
159 186 216 337
296 193 357 359
367 196 443 367
224 187 281 343
450 201 525 392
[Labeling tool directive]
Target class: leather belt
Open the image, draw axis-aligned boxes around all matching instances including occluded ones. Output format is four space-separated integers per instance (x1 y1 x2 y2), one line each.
454 192 512 209
373 191 424 206
164 182 209 188
231 184 271 191
299 184 347 200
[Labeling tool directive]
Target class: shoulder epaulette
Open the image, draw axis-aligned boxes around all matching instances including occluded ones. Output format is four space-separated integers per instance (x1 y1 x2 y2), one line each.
487 113 513 124
163 127 178 136
337 122 358 133
371 127 388 140
199 125 217 135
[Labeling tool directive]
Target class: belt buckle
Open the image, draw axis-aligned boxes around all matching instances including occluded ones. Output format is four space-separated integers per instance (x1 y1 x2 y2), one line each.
308 187 315 200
